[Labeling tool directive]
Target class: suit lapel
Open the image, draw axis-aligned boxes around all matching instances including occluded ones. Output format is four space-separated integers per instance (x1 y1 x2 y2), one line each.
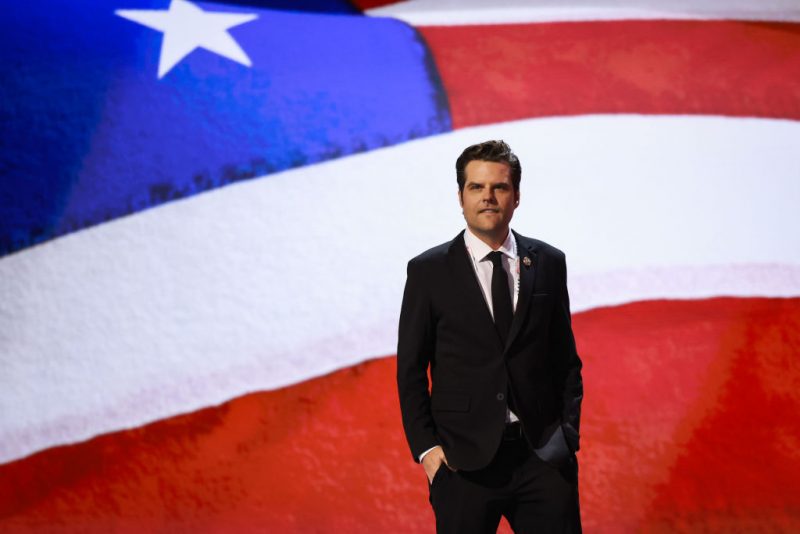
447 232 498 334
505 232 539 352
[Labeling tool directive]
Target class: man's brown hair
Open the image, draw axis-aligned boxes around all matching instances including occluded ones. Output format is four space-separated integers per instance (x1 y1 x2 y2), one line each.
455 140 522 192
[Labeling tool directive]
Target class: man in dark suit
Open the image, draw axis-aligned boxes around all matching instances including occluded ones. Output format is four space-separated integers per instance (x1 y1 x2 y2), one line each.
397 140 583 533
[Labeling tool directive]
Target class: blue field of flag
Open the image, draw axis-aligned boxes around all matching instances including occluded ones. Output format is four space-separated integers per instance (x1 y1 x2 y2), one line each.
0 0 451 256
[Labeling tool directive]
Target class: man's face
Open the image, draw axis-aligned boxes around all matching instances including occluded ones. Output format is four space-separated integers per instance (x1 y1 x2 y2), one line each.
458 160 519 241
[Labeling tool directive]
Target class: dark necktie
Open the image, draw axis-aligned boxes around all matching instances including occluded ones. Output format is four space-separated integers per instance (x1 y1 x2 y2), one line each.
488 251 513 345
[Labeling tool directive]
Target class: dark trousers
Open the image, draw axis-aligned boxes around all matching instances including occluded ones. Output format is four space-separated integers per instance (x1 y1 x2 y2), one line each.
427 435 581 534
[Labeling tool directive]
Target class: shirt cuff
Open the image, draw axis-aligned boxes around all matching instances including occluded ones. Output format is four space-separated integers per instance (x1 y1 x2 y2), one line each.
418 445 439 463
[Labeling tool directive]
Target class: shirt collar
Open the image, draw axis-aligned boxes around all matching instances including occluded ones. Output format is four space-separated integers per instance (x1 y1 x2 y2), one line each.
464 227 517 261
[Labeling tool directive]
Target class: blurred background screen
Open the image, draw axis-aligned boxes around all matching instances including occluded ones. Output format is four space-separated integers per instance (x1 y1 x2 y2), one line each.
1 0 799 531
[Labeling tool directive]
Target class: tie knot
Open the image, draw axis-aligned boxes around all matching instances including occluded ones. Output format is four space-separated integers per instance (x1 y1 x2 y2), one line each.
487 251 505 266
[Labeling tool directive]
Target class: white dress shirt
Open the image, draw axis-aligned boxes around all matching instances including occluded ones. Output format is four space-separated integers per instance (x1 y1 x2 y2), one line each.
462 226 520 320
419 227 521 462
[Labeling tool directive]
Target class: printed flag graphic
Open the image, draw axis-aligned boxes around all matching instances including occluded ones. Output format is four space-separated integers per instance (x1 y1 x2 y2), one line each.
1 0 799 531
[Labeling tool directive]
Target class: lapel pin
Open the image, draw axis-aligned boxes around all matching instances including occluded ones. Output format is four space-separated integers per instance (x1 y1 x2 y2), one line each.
522 256 532 268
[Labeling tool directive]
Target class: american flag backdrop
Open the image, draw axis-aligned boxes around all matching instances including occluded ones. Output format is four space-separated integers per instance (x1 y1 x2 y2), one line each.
1 0 799 531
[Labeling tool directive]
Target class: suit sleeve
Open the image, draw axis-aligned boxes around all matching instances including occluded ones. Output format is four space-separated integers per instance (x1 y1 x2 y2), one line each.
551 252 584 453
397 259 439 463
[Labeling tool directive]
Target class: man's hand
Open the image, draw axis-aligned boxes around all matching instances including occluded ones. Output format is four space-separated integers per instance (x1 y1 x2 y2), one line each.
422 445 452 483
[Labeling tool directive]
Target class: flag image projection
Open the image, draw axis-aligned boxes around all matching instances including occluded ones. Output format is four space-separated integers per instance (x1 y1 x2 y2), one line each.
1 0 799 532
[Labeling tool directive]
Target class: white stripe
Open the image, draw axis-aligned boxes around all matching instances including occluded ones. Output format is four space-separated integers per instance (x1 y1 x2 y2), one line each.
1 115 799 463
366 0 800 25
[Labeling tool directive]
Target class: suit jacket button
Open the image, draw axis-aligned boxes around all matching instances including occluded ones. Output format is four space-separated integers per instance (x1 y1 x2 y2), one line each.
497 393 505 401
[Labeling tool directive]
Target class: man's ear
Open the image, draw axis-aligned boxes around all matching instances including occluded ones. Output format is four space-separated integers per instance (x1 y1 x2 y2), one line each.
458 189 464 207
515 190 520 205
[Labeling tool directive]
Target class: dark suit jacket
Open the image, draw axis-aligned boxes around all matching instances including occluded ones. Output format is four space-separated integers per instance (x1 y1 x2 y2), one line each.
397 230 583 471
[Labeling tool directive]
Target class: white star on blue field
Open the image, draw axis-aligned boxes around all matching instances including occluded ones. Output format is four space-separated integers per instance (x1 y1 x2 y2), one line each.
116 0 257 78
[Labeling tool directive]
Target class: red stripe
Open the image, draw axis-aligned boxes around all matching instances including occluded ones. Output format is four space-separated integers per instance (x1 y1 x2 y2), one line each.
349 0 398 10
417 20 800 128
1 298 799 532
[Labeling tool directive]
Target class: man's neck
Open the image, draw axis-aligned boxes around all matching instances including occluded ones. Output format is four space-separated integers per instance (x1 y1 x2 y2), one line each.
467 226 510 251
